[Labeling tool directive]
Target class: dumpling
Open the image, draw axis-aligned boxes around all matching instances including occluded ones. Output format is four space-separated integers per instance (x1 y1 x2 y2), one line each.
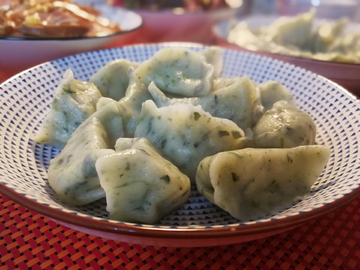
195 145 330 220
89 59 140 101
213 77 263 126
267 8 315 48
306 18 348 53
133 47 214 96
33 68 102 148
198 46 223 78
258 80 296 112
96 68 153 137
251 100 316 148
48 102 124 206
148 75 261 130
96 138 191 224
134 100 249 181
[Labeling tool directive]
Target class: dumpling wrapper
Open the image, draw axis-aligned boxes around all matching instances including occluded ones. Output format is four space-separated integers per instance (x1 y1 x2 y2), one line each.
96 67 152 137
134 100 249 181
198 46 223 78
252 100 316 148
309 18 348 53
133 47 214 97
196 145 330 221
148 76 261 130
258 80 296 112
48 102 124 206
89 59 140 101
96 138 191 224
33 68 102 148
267 8 315 48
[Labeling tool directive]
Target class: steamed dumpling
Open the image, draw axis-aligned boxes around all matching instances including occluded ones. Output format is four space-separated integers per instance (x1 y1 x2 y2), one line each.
48 102 124 206
306 18 348 53
96 67 152 137
198 46 223 78
96 138 191 224
252 100 316 148
195 145 330 220
258 81 296 112
134 100 249 181
213 77 264 126
148 76 261 130
133 47 214 96
89 59 140 101
33 68 102 148
268 8 315 48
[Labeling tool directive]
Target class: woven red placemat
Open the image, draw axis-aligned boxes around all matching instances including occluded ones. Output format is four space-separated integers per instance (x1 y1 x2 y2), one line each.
1 193 359 270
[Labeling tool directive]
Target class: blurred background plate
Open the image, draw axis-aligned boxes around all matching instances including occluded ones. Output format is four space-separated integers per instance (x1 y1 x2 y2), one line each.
134 7 245 43
212 16 360 95
108 0 251 43
0 4 142 75
0 43 360 247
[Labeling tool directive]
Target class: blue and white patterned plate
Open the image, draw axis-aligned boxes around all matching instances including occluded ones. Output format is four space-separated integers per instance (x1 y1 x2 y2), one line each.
0 43 359 247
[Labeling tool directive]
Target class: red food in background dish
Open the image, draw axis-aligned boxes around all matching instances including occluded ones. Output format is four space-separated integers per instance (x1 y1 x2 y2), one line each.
110 0 230 11
0 0 121 38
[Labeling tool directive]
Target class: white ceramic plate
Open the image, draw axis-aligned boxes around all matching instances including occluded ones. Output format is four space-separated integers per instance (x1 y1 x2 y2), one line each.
212 16 360 94
0 4 142 73
0 43 359 247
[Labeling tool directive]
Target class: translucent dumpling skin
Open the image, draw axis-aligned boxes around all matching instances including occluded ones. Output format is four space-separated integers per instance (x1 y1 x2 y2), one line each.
134 100 248 181
195 145 330 221
149 76 260 130
258 81 296 112
133 47 214 96
96 68 153 137
48 102 124 206
269 9 315 48
198 46 223 78
96 138 191 224
89 59 139 101
33 68 102 148
252 100 316 148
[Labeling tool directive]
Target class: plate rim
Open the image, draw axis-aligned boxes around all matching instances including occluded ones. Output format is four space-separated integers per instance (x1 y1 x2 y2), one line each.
0 42 359 242
1 181 359 239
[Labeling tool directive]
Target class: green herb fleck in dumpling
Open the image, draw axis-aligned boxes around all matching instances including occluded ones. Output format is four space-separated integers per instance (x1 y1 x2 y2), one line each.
96 138 191 224
195 145 330 221
134 100 249 181
89 59 139 101
133 47 214 96
251 100 316 148
48 102 124 206
33 68 102 148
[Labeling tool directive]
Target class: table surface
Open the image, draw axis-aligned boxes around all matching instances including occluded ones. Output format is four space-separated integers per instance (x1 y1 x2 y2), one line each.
1 28 360 269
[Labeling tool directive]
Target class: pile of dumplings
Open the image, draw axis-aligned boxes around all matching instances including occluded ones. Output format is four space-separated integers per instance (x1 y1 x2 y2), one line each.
33 47 330 224
228 9 360 63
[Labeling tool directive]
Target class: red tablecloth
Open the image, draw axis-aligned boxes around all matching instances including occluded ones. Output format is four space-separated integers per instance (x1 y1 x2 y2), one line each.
1 34 360 269
1 193 359 269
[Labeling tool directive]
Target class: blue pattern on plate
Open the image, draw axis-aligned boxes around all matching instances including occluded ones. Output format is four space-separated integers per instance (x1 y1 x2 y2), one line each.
0 43 359 230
